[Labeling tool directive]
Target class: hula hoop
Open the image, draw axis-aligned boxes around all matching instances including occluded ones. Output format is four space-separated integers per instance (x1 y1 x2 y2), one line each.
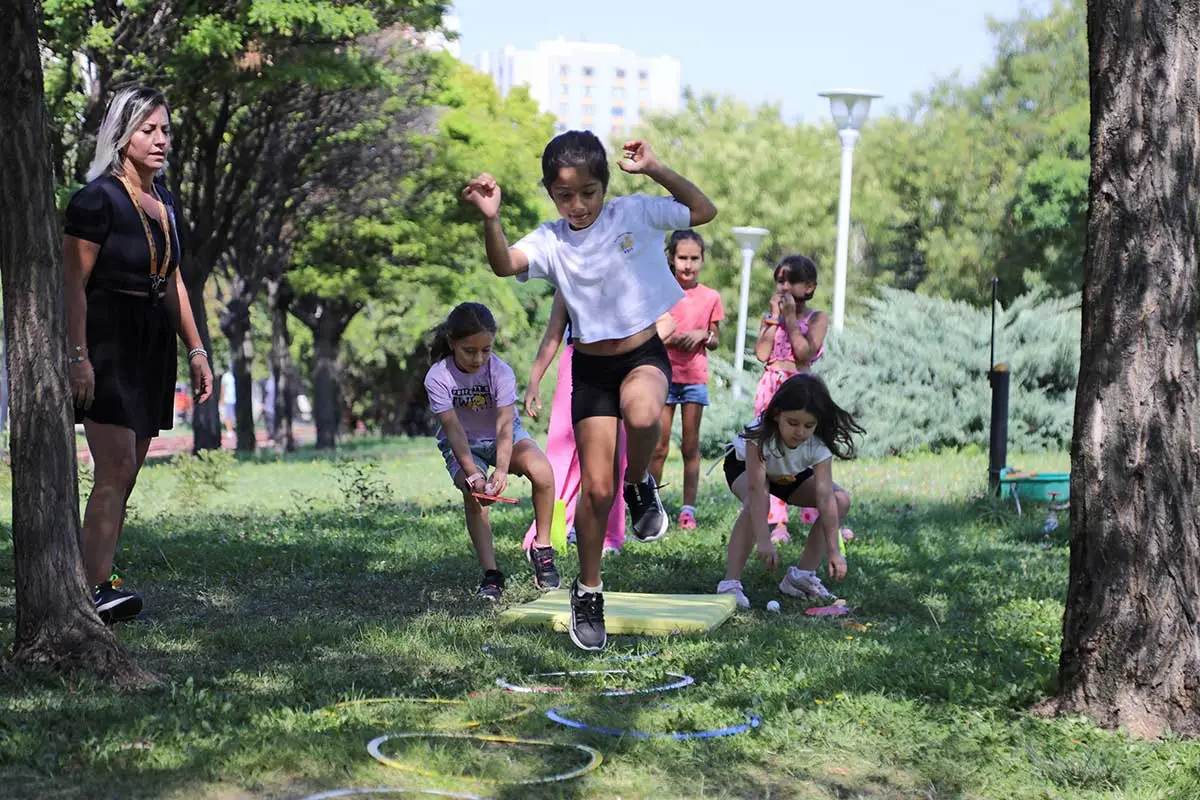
480 644 660 662
299 791 480 800
367 732 602 786
495 669 693 696
322 697 532 729
546 705 762 740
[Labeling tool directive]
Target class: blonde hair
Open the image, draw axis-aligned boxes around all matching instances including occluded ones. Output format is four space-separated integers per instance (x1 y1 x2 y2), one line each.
86 86 170 183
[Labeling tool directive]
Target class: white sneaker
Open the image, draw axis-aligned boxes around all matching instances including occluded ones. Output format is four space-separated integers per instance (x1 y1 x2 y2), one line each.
779 567 837 601
717 579 750 609
602 545 620 558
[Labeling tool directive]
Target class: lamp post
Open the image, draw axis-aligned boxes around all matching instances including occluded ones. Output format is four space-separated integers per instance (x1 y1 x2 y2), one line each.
818 89 880 332
730 226 769 400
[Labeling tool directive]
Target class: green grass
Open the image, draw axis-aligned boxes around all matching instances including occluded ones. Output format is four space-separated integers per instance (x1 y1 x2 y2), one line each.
2 441 1199 799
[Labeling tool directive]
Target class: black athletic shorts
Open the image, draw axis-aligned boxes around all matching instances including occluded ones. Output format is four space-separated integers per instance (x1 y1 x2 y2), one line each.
723 450 814 501
571 335 672 425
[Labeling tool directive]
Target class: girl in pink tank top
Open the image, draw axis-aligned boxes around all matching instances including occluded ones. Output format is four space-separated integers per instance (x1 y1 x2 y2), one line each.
753 255 830 542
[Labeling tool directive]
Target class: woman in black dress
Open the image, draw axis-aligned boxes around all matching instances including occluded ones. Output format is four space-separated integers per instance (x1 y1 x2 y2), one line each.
63 86 214 623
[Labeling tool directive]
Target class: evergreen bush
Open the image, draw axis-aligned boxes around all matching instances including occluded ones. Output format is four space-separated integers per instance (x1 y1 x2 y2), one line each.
689 289 1080 458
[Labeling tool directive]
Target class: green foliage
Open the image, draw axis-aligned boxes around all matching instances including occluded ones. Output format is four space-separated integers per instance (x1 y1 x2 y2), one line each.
816 289 1079 458
170 448 237 505
332 457 394 510
323 56 556 430
609 95 846 353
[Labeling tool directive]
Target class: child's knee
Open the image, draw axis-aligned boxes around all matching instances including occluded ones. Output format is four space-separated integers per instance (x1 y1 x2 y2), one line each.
527 454 555 490
836 489 851 516
622 407 659 437
582 478 615 514
680 439 701 461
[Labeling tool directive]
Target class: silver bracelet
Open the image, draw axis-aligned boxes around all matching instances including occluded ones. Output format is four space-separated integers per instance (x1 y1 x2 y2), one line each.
69 354 87 365
187 347 208 360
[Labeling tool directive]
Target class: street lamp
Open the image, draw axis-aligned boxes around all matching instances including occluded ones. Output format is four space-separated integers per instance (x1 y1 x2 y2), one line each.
818 89 880 332
730 225 769 400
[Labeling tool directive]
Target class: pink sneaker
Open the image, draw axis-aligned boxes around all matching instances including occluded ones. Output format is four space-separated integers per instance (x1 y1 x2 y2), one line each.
770 524 791 544
678 509 697 530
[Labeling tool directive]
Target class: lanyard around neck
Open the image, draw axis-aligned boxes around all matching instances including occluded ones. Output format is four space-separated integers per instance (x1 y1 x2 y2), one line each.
116 173 170 280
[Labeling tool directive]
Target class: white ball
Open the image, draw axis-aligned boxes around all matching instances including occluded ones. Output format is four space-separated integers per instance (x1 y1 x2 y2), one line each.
766 600 781 613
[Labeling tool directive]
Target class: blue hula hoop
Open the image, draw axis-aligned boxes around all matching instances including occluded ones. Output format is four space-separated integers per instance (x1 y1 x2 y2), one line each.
545 705 762 740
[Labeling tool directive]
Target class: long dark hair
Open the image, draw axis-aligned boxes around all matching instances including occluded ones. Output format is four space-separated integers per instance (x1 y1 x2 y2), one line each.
665 229 705 273
429 302 497 363
743 373 864 460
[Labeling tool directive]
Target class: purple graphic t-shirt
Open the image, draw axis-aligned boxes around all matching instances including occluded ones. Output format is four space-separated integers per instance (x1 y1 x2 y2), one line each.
424 355 519 444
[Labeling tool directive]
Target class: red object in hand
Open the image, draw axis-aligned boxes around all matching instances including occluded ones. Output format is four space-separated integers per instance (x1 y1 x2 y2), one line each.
472 492 519 504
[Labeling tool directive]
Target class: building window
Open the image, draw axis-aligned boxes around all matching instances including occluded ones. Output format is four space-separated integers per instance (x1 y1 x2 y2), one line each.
638 69 649 81
612 106 625 116
583 66 594 77
613 87 625 99
555 121 567 133
559 103 569 116
583 86 592 97
559 64 569 77
615 68 626 79
582 103 594 116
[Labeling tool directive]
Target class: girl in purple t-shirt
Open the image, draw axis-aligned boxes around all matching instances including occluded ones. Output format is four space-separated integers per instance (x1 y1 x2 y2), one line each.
424 302 560 600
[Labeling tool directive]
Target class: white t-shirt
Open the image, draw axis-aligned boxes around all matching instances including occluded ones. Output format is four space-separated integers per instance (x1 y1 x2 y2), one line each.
513 194 691 344
732 427 833 480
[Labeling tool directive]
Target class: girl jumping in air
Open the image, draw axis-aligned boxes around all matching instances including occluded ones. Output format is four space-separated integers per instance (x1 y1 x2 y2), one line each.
718 373 863 609
522 291 679 557
463 131 716 650
424 302 560 600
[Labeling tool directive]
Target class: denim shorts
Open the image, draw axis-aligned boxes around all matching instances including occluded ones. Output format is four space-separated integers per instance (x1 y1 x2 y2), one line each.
437 420 534 481
666 382 709 406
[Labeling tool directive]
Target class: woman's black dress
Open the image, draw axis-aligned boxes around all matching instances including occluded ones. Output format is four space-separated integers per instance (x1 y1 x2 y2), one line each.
64 175 181 439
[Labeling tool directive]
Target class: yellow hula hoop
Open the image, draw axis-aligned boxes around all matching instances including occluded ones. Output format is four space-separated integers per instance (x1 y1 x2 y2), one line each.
321 697 533 730
367 732 603 786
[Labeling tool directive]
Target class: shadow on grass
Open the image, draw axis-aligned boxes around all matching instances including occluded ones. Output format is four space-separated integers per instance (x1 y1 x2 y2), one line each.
0 486 1079 800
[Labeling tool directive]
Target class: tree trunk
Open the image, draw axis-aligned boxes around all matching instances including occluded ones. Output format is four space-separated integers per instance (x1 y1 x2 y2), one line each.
311 313 344 450
0 0 157 686
219 278 257 453
267 276 297 452
185 262 223 452
1038 0 1200 739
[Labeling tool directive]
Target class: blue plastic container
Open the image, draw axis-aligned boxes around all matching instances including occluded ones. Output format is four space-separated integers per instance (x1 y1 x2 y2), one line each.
999 468 1070 502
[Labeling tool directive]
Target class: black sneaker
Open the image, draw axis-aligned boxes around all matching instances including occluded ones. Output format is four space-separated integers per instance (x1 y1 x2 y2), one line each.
93 581 143 624
568 579 606 651
527 545 561 590
477 569 505 601
624 474 669 542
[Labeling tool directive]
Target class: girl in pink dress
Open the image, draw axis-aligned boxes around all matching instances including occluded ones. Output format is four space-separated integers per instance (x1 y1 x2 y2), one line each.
522 293 677 555
753 256 829 543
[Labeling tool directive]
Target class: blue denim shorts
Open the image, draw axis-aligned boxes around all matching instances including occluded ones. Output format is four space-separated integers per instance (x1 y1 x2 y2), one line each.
666 382 709 406
437 420 534 481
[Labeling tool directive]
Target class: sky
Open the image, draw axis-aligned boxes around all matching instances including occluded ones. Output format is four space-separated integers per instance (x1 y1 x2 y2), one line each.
448 0 1049 124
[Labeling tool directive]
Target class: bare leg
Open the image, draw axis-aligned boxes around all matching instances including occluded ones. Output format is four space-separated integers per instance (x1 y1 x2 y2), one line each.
790 482 851 571
679 403 704 508
81 422 141 586
620 366 669 482
649 403 675 486
454 471 496 571
510 440 555 548
575 416 619 587
724 472 759 580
